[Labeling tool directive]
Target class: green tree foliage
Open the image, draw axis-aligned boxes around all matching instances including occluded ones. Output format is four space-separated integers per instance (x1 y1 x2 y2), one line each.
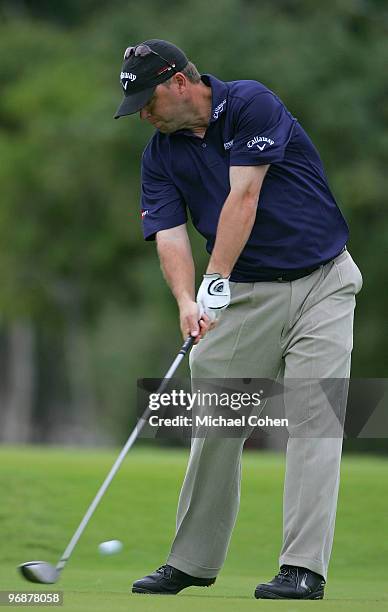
0 0 387 444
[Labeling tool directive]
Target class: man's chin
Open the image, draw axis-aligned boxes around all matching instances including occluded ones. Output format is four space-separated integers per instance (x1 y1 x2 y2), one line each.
157 125 176 134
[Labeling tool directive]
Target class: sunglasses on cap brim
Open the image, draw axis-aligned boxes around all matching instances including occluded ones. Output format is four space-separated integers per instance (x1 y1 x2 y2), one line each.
123 44 178 76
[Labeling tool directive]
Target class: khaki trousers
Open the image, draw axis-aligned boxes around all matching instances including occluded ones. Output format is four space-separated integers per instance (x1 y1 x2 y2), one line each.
166 249 363 580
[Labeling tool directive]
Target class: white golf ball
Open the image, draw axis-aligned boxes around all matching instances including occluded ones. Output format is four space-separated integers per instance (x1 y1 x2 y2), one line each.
98 540 123 555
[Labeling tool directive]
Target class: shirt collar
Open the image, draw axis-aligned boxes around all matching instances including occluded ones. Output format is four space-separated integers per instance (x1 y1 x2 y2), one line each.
201 73 229 123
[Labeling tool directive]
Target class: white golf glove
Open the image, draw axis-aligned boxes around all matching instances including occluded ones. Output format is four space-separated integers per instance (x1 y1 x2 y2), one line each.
196 273 231 320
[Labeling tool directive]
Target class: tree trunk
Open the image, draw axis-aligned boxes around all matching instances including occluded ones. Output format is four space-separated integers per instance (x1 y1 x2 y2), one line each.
62 309 100 445
0 320 35 443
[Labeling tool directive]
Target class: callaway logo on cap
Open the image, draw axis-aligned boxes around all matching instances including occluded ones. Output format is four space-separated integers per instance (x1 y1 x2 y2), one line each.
114 39 188 119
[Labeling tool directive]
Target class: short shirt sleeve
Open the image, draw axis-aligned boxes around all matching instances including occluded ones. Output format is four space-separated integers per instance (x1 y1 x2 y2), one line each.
141 145 187 241
229 92 297 166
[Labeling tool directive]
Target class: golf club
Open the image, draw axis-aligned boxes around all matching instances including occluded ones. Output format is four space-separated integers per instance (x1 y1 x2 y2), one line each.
18 334 195 584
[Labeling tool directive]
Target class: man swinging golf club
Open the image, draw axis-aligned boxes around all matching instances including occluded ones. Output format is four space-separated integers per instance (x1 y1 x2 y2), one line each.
115 39 363 599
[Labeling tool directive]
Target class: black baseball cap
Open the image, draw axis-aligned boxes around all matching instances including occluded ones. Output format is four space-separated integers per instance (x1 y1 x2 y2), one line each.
114 39 188 119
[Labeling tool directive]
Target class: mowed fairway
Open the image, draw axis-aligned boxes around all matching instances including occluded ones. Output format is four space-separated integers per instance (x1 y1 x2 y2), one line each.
0 446 387 612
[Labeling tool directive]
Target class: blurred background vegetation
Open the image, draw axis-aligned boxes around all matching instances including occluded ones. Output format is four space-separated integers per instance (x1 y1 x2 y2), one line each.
0 0 387 451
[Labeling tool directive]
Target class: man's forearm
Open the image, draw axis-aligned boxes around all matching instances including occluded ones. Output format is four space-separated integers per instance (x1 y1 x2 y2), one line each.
207 191 258 277
156 225 212 342
156 225 195 306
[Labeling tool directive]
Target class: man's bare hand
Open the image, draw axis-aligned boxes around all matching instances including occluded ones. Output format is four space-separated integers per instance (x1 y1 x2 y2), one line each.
179 299 217 344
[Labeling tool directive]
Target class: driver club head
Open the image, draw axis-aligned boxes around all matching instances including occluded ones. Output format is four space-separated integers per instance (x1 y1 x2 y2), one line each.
18 562 59 584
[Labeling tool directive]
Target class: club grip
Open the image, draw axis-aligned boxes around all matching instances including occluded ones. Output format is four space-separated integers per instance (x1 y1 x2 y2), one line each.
179 335 195 355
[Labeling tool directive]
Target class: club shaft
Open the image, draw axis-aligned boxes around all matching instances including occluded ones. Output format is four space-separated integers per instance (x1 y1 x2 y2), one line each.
56 335 194 572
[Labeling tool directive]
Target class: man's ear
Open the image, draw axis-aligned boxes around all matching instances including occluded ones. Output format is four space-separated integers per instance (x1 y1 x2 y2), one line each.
173 72 187 93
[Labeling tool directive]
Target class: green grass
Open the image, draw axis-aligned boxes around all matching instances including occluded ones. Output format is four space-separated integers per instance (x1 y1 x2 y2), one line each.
0 446 387 611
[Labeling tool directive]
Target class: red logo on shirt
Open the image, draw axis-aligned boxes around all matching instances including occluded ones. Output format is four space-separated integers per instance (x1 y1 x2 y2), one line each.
141 210 149 218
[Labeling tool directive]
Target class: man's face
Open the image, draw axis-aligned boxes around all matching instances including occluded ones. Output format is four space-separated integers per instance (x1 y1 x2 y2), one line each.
139 81 185 134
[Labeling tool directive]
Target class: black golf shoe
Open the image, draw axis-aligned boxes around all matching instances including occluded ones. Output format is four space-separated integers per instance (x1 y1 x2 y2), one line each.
132 564 216 595
254 565 325 599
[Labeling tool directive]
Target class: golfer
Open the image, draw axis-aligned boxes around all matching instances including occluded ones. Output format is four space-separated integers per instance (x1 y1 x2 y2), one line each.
115 39 363 599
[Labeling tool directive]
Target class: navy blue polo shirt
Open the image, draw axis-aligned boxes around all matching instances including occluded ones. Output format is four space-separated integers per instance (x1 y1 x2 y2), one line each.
140 74 348 281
